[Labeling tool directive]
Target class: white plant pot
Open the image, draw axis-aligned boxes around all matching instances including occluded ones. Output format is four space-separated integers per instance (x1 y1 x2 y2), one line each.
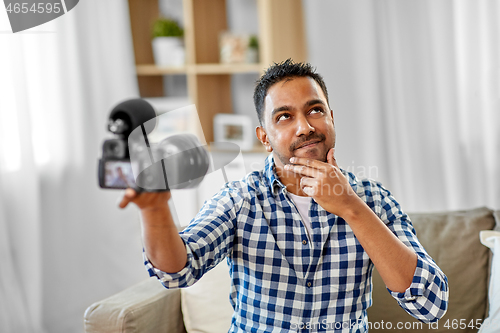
152 37 185 67
246 48 259 63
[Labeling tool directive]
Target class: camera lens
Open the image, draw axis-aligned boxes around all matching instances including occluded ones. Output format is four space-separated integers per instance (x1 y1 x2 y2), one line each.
108 119 129 134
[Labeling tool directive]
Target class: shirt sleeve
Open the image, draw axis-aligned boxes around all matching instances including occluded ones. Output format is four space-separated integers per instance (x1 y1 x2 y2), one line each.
374 183 449 323
144 184 243 288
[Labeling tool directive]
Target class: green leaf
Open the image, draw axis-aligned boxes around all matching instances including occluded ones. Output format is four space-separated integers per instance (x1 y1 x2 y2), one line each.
152 18 184 39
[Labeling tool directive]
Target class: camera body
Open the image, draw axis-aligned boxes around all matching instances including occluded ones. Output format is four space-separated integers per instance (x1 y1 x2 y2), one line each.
98 99 210 192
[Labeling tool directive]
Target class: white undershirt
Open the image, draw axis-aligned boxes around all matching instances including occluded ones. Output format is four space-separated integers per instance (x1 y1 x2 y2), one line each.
287 192 313 237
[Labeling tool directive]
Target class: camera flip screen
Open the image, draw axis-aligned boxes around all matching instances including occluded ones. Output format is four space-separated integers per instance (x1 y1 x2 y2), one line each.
103 161 136 189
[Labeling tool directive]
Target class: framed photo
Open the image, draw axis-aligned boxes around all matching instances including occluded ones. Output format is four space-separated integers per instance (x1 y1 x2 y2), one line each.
219 32 249 64
213 114 254 151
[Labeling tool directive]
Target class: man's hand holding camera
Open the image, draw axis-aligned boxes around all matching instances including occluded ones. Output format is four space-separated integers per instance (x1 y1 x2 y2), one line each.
119 188 171 212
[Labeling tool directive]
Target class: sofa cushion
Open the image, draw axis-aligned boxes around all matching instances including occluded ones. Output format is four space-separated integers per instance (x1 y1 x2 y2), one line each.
84 278 185 333
367 207 496 332
181 260 233 333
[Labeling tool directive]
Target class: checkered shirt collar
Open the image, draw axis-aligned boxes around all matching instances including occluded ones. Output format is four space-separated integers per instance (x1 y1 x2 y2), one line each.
263 153 287 195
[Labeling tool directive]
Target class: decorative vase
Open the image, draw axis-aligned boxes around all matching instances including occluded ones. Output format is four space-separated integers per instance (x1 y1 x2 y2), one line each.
152 37 185 67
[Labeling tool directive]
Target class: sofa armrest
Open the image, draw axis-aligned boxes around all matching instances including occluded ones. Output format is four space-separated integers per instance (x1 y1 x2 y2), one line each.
84 278 186 333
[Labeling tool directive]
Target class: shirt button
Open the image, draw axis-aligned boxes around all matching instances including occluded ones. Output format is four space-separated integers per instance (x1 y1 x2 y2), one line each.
302 240 307 245
307 282 312 287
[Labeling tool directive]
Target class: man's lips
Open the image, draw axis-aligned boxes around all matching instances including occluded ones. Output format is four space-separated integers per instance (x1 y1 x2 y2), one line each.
295 140 322 150
290 133 326 151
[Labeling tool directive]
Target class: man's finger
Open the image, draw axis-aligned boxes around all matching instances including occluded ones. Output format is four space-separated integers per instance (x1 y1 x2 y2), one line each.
125 188 138 198
300 177 318 188
118 188 138 209
289 157 326 170
285 164 320 178
302 186 316 197
118 195 130 209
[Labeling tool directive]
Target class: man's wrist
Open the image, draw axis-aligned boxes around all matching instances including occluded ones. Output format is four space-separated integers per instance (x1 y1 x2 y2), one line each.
140 204 177 229
337 197 371 223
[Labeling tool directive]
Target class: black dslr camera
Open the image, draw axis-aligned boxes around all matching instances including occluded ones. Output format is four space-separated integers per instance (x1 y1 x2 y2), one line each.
98 99 210 192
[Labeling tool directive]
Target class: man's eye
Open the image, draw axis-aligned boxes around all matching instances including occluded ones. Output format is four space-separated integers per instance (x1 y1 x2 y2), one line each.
276 114 290 122
309 108 324 115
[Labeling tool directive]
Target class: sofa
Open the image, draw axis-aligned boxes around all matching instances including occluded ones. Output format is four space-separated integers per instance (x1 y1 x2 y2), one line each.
84 207 500 333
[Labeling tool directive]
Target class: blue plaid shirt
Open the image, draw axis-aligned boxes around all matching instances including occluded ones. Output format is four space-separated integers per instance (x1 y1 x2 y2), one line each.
145 154 448 332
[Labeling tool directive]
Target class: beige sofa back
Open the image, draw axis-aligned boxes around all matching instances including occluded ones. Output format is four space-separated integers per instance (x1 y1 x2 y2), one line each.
368 207 498 332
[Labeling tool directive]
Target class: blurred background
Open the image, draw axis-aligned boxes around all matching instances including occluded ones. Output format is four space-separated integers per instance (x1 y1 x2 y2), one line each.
0 0 498 332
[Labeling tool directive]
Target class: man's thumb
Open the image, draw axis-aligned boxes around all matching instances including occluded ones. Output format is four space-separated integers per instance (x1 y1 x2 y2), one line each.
118 188 138 209
328 148 339 168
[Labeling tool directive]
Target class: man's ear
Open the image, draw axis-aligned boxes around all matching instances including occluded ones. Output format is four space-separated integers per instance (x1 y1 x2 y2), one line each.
256 126 273 152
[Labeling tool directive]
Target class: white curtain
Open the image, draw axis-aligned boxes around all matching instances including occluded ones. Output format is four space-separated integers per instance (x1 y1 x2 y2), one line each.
304 0 500 212
0 1 146 332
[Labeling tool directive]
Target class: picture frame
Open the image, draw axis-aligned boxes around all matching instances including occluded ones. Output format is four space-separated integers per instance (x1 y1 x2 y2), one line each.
219 32 249 64
213 114 254 151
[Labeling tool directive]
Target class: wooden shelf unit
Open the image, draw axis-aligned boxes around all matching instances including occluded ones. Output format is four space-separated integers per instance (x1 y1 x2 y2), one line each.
127 0 307 144
136 63 263 76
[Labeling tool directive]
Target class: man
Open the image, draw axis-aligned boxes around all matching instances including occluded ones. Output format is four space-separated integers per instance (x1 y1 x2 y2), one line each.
119 59 448 332
109 166 130 188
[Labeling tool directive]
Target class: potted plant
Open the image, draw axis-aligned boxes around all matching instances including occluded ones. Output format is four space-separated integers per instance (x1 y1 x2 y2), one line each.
151 18 185 67
246 35 259 63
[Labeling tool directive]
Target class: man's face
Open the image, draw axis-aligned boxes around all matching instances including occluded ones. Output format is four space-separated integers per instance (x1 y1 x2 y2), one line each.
256 76 336 167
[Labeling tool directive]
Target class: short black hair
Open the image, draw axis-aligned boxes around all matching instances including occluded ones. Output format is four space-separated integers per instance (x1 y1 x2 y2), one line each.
253 59 329 126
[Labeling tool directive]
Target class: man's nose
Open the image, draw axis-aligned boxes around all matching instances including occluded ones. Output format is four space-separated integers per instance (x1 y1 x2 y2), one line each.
295 115 315 136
